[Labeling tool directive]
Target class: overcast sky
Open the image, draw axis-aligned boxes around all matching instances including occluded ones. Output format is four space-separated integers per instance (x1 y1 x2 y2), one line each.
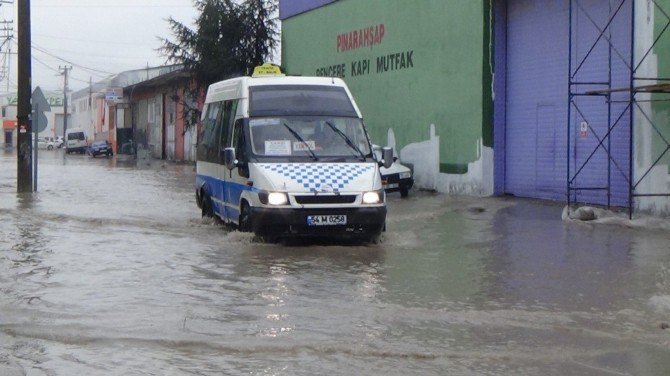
0 0 199 93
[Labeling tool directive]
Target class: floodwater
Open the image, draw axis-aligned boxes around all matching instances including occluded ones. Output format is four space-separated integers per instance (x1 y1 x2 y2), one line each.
1 148 669 375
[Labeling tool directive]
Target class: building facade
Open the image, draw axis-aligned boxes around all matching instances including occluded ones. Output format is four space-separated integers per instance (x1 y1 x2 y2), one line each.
121 69 194 161
281 0 493 196
2 91 68 148
70 65 198 161
280 0 670 215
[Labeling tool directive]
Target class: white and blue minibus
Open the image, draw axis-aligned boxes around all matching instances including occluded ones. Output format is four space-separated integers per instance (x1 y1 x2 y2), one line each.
195 64 394 242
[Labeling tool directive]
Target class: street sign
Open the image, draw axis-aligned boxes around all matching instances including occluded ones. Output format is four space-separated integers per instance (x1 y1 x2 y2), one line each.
106 87 124 103
32 86 52 133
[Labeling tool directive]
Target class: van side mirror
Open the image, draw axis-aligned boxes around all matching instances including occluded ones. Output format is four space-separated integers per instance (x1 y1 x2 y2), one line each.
381 147 394 169
224 147 238 170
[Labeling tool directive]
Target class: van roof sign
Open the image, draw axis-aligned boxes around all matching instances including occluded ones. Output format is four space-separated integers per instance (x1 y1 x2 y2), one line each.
252 63 284 77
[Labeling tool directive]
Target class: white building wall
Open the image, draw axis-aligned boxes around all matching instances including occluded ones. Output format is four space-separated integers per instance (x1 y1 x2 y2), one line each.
70 96 96 142
634 0 670 215
397 124 494 196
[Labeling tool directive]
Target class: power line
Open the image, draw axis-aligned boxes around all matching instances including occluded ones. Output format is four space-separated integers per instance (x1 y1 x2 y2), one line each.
35 4 193 9
11 38 115 76
30 41 114 75
7 37 114 86
31 44 157 61
32 33 156 47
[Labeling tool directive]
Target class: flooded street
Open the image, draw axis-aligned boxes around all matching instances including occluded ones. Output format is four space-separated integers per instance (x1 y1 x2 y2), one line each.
1 149 670 375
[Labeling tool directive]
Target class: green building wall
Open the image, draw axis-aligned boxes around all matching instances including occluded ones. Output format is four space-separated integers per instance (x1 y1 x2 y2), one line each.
281 0 491 185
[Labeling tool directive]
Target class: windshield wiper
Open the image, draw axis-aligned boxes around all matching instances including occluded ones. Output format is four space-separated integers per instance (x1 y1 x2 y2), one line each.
283 122 318 161
325 121 366 161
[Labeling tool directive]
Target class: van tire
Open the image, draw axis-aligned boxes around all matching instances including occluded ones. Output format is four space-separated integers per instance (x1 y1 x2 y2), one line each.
368 232 383 244
201 194 214 218
238 201 252 232
400 187 409 198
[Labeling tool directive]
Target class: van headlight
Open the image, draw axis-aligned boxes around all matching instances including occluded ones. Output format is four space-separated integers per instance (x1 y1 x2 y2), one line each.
259 191 289 206
399 171 412 179
362 190 384 204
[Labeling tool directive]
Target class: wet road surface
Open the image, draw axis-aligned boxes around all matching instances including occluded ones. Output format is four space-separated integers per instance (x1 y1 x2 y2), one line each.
1 149 670 375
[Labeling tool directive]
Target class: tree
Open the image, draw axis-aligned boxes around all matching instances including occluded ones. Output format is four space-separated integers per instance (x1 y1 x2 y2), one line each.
160 0 278 128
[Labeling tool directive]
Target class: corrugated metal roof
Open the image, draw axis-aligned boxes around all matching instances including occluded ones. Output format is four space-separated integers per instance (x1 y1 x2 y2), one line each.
70 65 184 100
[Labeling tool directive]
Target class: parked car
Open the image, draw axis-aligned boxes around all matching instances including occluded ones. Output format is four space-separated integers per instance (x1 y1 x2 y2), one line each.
37 137 55 150
373 145 414 197
54 136 64 148
87 141 113 157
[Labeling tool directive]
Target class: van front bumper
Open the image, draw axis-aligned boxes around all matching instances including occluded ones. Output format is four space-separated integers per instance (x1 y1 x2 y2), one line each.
249 206 386 239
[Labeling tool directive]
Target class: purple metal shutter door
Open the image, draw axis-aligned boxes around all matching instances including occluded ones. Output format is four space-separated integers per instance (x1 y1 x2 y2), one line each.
505 0 569 200
504 0 630 206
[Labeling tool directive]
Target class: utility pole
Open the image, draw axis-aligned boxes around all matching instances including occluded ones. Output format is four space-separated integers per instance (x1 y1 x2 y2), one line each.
59 65 72 140
5 40 10 93
0 20 13 85
17 0 32 193
88 76 92 134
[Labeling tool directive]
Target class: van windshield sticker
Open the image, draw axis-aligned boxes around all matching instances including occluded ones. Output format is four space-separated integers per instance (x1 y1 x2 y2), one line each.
293 141 315 152
250 118 281 126
265 140 292 156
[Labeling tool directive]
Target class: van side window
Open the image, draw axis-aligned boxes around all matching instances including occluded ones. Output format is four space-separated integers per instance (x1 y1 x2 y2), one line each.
197 102 222 163
232 118 249 177
218 99 239 152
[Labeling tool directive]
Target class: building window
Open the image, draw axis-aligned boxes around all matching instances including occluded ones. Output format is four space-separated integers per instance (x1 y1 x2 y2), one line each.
148 100 156 123
168 95 177 124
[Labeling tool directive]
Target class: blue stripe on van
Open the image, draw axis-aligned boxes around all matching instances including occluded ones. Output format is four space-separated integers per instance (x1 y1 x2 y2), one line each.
197 174 258 222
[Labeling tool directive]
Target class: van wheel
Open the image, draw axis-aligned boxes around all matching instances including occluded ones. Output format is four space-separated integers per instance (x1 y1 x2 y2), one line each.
238 201 252 232
368 231 383 244
400 187 409 198
201 194 214 218
47 145 54 150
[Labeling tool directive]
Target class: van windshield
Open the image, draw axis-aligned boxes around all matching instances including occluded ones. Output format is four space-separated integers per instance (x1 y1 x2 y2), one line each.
249 85 358 117
249 116 372 159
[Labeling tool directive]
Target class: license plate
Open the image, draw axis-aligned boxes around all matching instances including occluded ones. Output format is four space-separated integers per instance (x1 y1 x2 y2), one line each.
307 215 347 226
385 183 399 189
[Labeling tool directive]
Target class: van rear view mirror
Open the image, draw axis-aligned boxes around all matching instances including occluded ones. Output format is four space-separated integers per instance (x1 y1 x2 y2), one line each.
382 147 394 169
224 147 238 170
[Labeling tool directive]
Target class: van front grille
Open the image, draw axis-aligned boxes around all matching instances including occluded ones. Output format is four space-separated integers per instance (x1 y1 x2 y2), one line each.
294 195 357 205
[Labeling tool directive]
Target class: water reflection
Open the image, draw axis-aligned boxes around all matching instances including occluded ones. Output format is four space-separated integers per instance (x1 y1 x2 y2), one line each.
484 200 636 311
2 151 670 375
2 190 52 344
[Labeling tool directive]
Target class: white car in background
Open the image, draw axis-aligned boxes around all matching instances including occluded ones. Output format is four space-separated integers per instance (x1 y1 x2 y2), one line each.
37 137 55 150
54 136 64 148
373 145 414 198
